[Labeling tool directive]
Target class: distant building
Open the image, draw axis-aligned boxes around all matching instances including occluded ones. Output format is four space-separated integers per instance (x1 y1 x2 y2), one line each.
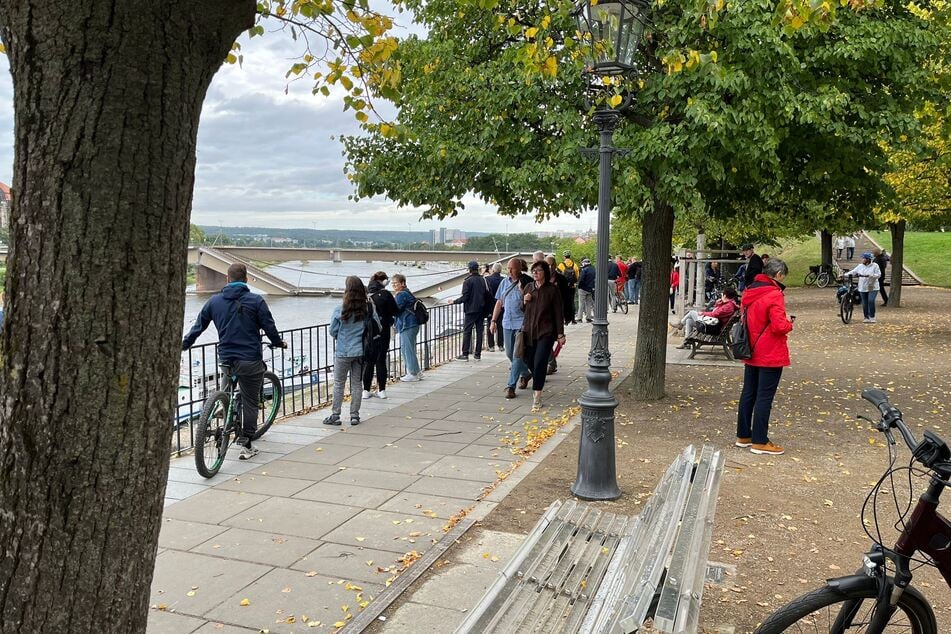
0 182 10 230
430 227 466 245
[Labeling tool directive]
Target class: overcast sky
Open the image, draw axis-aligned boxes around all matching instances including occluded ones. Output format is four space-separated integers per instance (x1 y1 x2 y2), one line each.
0 22 595 234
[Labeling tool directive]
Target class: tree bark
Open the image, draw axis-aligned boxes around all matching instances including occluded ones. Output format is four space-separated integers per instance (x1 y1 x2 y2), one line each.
889 219 905 308
0 2 255 631
631 190 675 401
820 229 833 267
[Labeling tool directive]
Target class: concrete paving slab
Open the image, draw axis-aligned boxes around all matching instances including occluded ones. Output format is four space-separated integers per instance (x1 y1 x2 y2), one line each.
258 431 319 445
453 444 508 459
306 432 392 449
237 450 286 464
293 482 398 508
222 497 361 541
191 528 321 568
215 474 313 498
337 447 437 475
265 424 334 437
422 419 500 434
405 562 498 609
377 492 473 520
451 529 526 566
402 428 484 444
323 467 419 491
384 438 468 455
247 460 338 482
320 509 445 554
164 490 269 525
245 440 302 455
167 466 231 486
336 423 418 438
439 409 512 424
203 568 383 632
404 476 489 500
421 456 512 483
149 550 270 617
192 623 256 633
379 601 467 633
291 542 404 583
281 443 366 465
158 519 229 552
146 608 205 634
165 481 210 500
216 459 260 476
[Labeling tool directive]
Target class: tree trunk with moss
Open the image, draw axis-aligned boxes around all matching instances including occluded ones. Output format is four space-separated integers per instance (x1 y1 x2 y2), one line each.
0 2 255 631
820 229 833 267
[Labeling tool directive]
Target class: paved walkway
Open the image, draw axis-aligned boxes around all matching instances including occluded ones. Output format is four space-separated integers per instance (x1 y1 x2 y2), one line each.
148 312 638 634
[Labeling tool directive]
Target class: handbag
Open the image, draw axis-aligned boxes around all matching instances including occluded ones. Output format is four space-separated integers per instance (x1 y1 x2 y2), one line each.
514 330 526 360
730 298 768 360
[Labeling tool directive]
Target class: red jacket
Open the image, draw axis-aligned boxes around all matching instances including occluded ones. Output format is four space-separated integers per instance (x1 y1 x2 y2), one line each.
670 270 680 288
741 274 793 368
702 298 737 324
617 261 628 283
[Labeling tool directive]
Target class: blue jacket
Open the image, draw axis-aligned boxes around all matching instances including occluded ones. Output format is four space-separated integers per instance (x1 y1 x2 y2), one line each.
182 282 282 361
331 303 381 358
394 289 419 332
578 265 596 292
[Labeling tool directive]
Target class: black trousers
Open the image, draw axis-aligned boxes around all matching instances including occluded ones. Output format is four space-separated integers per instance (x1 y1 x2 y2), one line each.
462 312 484 356
525 335 557 391
736 365 783 445
879 276 888 304
485 314 504 350
563 289 576 323
224 359 265 442
362 329 391 390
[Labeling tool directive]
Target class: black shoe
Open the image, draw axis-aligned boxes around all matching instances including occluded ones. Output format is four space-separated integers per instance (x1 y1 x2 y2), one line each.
473 355 481 361
456 354 469 361
323 414 341 426
350 415 360 426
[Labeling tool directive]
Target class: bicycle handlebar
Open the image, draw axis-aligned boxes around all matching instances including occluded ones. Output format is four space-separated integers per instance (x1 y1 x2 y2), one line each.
862 388 951 473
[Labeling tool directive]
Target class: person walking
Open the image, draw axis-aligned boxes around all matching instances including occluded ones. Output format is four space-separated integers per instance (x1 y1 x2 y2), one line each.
557 251 581 325
324 276 380 426
846 252 882 323
735 258 794 456
362 271 399 400
669 265 680 314
545 255 569 374
392 273 422 382
845 234 856 261
576 257 595 322
522 260 565 412
626 257 642 304
490 258 533 399
835 235 846 260
182 263 287 460
452 261 491 361
873 248 890 306
484 263 504 351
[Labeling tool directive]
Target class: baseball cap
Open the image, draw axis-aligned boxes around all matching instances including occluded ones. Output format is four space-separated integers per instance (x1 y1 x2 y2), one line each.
740 243 754 251
862 252 873 260
581 257 590 265
468 260 479 270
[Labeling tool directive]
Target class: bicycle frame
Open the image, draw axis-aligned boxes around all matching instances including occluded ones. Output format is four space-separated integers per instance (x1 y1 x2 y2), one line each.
894 477 951 588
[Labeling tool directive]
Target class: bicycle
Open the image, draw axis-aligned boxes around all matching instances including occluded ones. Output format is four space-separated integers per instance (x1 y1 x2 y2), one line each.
194 361 283 478
756 389 950 633
804 263 841 288
836 276 861 324
609 282 629 314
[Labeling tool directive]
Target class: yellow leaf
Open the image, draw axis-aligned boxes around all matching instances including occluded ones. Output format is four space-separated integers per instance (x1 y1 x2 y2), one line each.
334 622 347 628
543 56 558 78
239 598 251 606
356 537 366 542
608 94 623 108
525 27 539 39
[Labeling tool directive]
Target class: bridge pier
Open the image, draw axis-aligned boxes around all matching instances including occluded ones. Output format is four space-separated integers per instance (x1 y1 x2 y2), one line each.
195 264 227 292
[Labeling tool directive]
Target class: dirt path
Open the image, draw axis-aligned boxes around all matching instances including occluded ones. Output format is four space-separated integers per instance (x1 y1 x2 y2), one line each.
481 286 951 632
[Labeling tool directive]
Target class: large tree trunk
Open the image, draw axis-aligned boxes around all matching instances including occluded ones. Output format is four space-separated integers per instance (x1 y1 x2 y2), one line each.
0 3 255 631
889 219 905 308
631 193 675 401
820 229 833 267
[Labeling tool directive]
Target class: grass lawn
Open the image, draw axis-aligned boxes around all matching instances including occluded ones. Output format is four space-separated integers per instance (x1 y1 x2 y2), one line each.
773 236 821 287
867 231 951 288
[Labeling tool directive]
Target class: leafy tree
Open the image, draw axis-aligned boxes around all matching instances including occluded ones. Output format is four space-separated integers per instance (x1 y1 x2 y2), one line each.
189 223 208 245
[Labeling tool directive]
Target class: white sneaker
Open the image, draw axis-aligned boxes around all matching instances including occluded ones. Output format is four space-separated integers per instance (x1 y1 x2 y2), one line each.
377 390 387 399
361 390 372 399
863 318 871 323
869 317 876 323
400 374 420 382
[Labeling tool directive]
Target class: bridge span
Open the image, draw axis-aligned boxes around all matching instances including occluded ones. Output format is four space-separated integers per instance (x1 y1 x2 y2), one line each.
187 246 512 266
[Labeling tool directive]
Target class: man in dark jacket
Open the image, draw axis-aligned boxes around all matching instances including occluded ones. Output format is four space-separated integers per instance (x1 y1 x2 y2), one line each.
182 263 286 459
484 263 504 351
545 255 569 373
741 243 764 288
873 249 890 306
452 261 490 360
576 257 595 322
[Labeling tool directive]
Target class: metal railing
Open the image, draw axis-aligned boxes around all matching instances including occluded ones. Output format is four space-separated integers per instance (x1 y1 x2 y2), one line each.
173 302 467 456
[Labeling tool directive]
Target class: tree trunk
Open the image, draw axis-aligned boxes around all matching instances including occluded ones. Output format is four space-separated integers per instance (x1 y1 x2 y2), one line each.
0 3 255 632
889 219 905 308
631 192 675 401
820 229 833 267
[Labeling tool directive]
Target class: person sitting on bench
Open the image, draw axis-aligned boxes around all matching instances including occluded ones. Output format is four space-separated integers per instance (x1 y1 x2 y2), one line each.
674 287 739 348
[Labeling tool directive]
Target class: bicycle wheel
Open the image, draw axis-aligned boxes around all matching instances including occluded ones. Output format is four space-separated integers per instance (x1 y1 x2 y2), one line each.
840 297 853 324
619 296 629 314
609 292 618 313
755 580 936 634
251 371 283 440
194 391 233 478
804 271 818 286
817 271 832 288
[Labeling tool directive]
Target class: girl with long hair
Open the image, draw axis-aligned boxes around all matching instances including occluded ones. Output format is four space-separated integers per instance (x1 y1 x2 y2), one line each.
325 276 380 426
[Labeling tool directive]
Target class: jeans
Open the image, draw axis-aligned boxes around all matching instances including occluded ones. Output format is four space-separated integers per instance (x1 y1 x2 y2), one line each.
332 356 363 416
847 247 855 260
524 335 556 391
461 312 484 357
400 326 420 376
576 289 594 321
626 278 641 303
503 327 531 388
223 359 265 441
860 290 878 319
681 310 700 339
879 276 888 305
836 248 843 259
362 329 391 391
736 365 784 445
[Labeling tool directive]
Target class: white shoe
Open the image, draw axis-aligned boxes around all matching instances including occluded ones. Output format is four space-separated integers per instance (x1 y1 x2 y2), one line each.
400 374 420 383
863 318 871 323
869 318 876 323
361 390 372 399
377 390 387 399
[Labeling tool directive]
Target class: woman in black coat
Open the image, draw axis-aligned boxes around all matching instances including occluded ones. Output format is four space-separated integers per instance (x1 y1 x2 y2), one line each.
363 271 399 398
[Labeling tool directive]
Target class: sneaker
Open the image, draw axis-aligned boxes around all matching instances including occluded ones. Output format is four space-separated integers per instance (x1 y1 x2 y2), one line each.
674 343 689 350
400 374 420 382
238 444 259 460
456 355 469 362
518 376 530 390
863 318 871 323
735 437 752 448
473 355 481 361
869 318 876 323
350 415 361 426
671 309 676 314
361 390 372 399
377 390 387 399
488 347 496 352
323 414 342 426
750 441 785 455
504 387 516 399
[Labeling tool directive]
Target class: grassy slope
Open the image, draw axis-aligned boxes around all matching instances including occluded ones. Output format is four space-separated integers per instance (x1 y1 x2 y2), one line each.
773 236 821 287
867 231 951 288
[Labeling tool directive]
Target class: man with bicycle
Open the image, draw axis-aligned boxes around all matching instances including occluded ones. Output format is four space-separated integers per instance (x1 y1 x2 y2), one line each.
182 263 286 460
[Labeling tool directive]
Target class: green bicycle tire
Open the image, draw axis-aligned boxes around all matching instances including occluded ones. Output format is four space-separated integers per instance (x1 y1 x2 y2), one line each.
195 391 232 479
251 371 283 441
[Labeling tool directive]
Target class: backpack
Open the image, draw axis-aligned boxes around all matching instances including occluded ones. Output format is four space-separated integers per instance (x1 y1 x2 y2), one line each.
730 298 768 360
411 298 429 325
362 302 383 361
562 262 578 285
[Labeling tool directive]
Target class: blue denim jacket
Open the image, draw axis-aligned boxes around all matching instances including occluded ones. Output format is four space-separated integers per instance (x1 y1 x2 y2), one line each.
330 304 380 358
394 290 419 333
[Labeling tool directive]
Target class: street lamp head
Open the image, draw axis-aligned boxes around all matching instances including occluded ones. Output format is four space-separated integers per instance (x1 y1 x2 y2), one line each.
574 0 650 79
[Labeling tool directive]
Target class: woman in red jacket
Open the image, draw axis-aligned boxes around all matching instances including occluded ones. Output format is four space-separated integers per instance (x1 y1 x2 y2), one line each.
735 259 794 456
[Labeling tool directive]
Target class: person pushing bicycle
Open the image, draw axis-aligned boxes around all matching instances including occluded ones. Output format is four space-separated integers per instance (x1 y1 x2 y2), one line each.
182 263 286 460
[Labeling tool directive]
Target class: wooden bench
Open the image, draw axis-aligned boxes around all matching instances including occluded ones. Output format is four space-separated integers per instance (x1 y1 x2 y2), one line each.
685 311 739 361
455 445 724 634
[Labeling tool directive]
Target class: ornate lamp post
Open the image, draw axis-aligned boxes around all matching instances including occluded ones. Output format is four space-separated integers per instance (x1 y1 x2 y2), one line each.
571 0 650 501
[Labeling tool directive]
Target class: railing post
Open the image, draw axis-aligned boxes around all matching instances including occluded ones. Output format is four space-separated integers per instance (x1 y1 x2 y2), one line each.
423 314 432 371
